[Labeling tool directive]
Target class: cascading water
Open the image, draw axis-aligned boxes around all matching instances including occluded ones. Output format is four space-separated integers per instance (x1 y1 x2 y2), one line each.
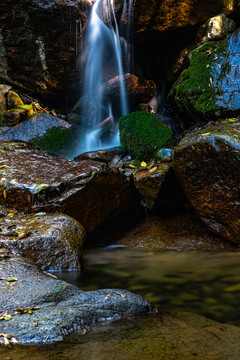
78 0 133 154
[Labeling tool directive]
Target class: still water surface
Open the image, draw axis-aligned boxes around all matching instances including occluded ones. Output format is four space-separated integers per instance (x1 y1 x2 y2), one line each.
2 247 240 359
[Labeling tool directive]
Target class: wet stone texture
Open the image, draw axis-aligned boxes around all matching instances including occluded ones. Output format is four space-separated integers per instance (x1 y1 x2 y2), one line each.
0 254 156 344
0 141 138 233
172 28 240 120
0 213 86 271
173 119 240 244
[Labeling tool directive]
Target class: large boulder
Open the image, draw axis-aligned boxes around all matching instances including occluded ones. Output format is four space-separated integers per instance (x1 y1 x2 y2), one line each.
0 140 138 233
0 253 156 344
173 119 240 244
171 28 240 120
0 213 85 271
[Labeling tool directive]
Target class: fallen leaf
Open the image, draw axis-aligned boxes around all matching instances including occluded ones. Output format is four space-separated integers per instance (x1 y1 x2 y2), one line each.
114 291 126 298
140 161 147 167
149 166 157 173
3 190 7 199
105 293 111 299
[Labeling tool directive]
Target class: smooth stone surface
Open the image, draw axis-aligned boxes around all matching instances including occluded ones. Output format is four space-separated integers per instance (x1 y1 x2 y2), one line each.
0 141 137 233
173 119 240 244
0 254 156 344
0 212 86 271
6 91 24 109
0 113 71 141
115 211 236 250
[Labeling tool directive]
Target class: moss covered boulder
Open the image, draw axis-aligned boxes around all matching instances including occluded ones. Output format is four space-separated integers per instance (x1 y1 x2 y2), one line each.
118 111 174 160
171 28 240 120
173 118 240 244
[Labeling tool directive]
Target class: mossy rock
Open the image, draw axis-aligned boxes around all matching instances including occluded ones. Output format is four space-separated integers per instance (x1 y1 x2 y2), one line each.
171 29 240 120
118 111 175 161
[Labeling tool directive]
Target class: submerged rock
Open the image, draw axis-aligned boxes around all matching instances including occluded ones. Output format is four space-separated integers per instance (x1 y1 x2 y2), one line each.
173 119 240 244
0 213 85 271
0 140 137 233
171 28 240 120
0 254 156 344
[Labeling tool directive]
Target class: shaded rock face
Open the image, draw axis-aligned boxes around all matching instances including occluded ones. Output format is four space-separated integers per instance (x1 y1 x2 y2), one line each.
0 113 71 142
173 119 240 244
195 13 236 45
0 141 138 233
172 28 240 120
0 213 86 271
0 254 156 344
133 0 239 39
0 0 90 99
103 73 157 114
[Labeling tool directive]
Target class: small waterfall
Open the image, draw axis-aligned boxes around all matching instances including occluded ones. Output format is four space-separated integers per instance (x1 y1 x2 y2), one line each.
79 0 133 153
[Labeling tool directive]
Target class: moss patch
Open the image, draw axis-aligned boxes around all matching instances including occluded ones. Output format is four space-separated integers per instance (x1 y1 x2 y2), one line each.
31 126 76 156
172 39 229 119
118 111 175 161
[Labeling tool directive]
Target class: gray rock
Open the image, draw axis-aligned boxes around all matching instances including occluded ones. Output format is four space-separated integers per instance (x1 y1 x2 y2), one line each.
0 255 156 344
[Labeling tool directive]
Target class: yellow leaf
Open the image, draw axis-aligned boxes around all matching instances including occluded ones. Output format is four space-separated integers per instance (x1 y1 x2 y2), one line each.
105 293 110 299
3 190 7 199
140 161 147 167
6 282 9 285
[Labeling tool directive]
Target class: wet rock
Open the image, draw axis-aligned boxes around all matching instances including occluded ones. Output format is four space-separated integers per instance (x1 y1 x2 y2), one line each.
7 90 24 109
133 0 239 38
133 163 171 211
0 140 137 233
0 110 22 126
75 148 119 164
0 90 6 112
0 113 71 142
0 255 156 344
115 211 236 250
0 213 86 271
104 73 157 111
173 119 240 244
171 28 240 120
195 14 236 45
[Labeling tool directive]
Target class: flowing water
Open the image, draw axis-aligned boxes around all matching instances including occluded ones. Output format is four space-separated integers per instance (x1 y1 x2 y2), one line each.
77 0 133 154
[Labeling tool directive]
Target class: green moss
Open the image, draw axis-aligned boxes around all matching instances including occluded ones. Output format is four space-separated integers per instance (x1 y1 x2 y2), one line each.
172 39 229 118
118 111 175 160
31 126 75 156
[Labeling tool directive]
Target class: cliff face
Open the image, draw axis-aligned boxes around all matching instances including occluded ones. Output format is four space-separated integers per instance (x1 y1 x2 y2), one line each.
0 0 239 101
0 0 90 99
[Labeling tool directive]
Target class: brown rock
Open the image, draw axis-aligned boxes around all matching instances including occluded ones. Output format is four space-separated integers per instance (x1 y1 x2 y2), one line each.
1 110 22 126
0 141 137 233
173 119 240 244
7 90 24 109
0 213 85 271
133 163 171 210
104 73 157 109
0 90 6 112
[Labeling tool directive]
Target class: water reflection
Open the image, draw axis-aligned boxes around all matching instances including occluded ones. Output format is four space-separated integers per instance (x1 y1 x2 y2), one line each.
56 247 240 325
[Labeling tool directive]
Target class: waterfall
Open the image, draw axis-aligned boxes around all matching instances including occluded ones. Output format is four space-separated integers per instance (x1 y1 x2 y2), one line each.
78 0 133 154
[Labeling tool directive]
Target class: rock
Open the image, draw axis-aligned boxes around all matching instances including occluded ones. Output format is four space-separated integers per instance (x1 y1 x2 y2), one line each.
0 213 86 271
75 148 120 163
0 110 22 126
195 14 236 45
115 211 236 250
118 111 174 160
0 254 156 344
0 0 90 98
0 90 6 112
0 84 12 95
104 73 157 111
0 112 71 142
0 140 138 233
133 163 171 210
133 0 239 38
171 28 240 120
7 90 24 109
173 119 240 244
